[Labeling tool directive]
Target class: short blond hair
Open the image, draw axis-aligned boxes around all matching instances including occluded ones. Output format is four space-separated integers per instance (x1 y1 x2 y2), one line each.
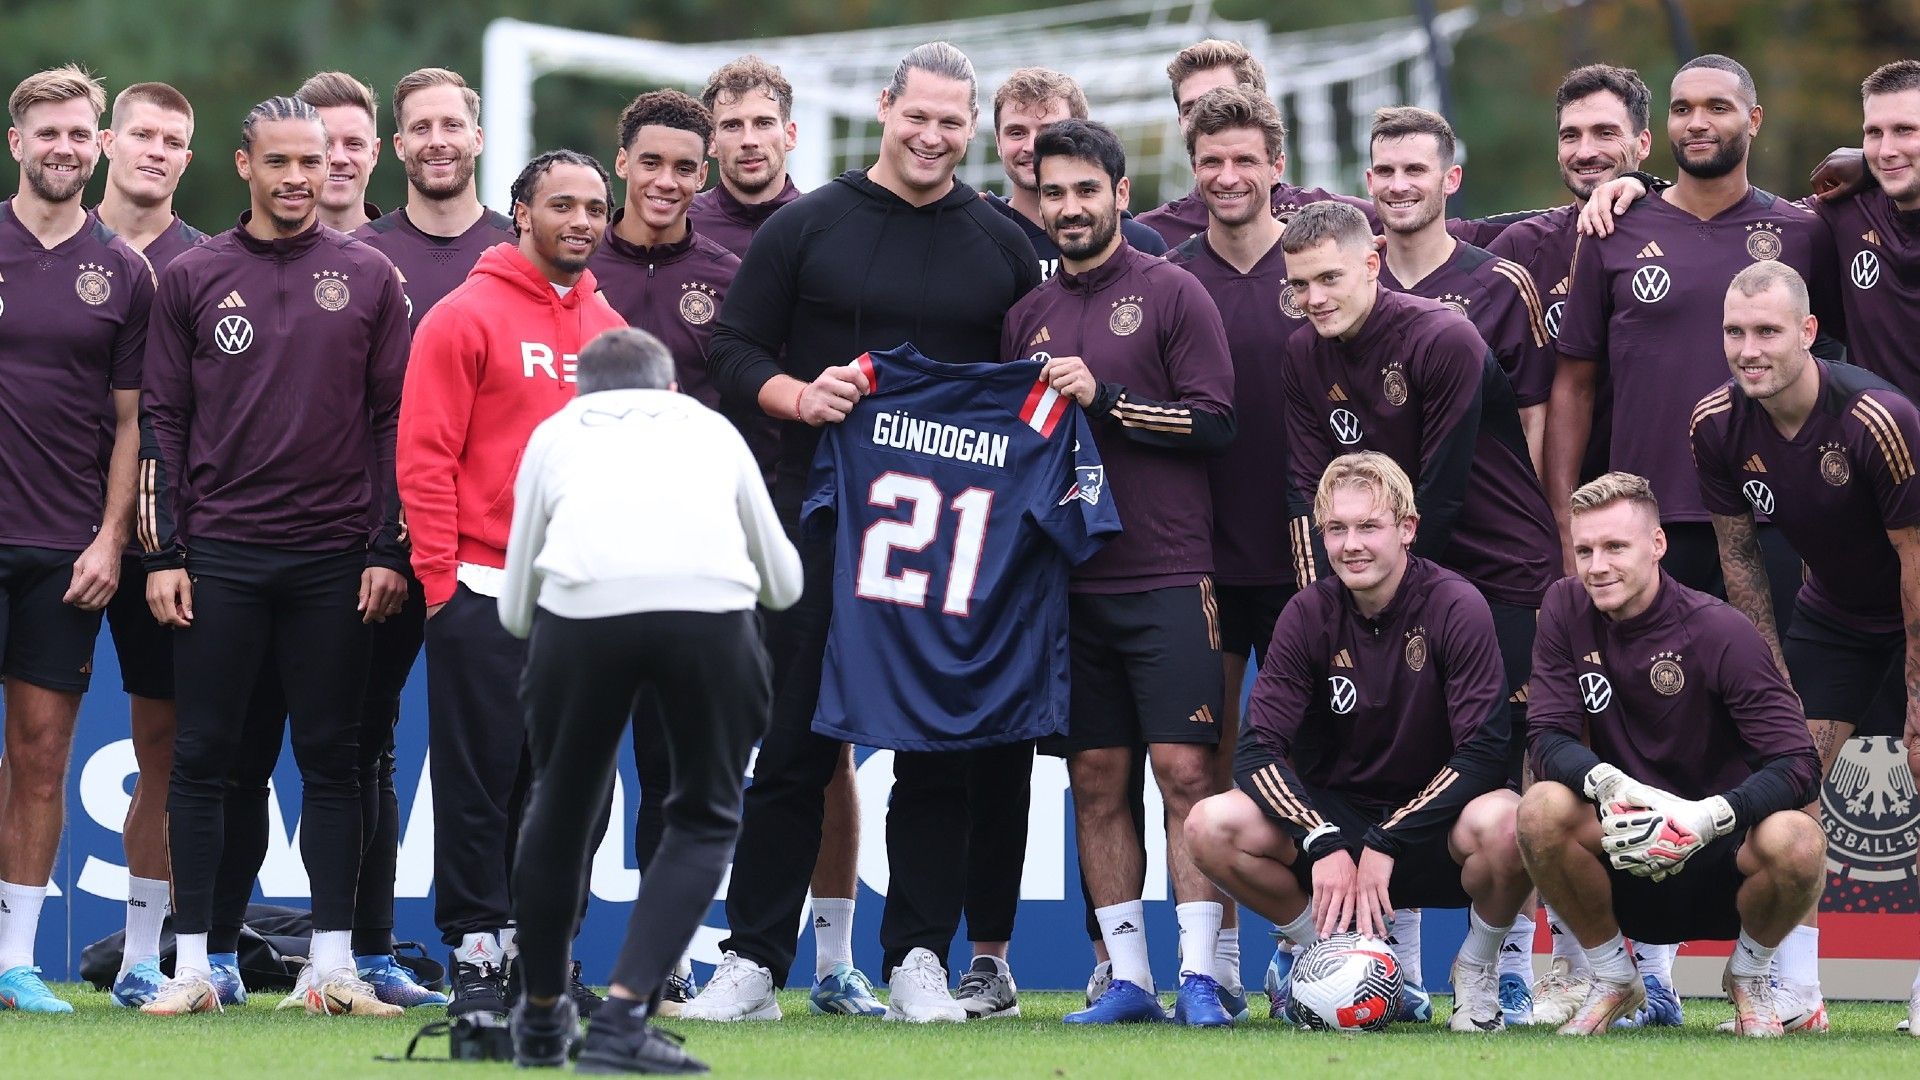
1314 452 1417 528
1728 260 1810 322
296 71 377 124
992 67 1088 129
111 82 193 132
1570 471 1661 519
9 64 105 127
393 67 478 126
1166 39 1266 102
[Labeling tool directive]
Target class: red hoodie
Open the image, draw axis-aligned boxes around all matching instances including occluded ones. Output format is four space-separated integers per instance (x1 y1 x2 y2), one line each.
398 242 626 606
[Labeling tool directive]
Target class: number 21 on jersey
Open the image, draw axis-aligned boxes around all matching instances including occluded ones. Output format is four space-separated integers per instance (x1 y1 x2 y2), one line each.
856 471 992 616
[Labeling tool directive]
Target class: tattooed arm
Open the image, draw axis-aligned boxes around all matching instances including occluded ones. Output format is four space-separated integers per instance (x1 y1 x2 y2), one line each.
1891 525 1920 780
1711 511 1788 679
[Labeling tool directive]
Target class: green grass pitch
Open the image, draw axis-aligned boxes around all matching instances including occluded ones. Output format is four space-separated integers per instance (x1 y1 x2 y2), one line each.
2 987 1913 1077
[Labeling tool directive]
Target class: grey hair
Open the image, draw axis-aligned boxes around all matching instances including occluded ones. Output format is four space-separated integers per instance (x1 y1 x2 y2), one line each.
576 328 675 394
1280 200 1373 255
885 41 978 117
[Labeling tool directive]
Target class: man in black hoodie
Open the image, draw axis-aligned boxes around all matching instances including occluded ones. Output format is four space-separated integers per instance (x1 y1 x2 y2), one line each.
696 40 1040 1024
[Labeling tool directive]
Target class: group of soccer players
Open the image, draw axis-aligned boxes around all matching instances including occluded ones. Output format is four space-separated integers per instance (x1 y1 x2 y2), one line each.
0 26 1917 1069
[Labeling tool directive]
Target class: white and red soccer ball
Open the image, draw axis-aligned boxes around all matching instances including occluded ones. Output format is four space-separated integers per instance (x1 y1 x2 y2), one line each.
1283 932 1403 1032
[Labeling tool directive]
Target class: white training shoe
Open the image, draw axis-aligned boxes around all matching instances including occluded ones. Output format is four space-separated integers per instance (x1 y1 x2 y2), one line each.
884 948 966 1023
308 968 404 1018
1898 986 1918 1035
1085 960 1113 1007
1447 956 1505 1033
276 964 317 1010
1530 957 1592 1028
1715 980 1826 1033
680 951 781 1021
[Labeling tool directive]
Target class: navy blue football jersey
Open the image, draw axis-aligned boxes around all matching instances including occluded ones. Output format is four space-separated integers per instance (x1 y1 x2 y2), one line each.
805 343 1121 750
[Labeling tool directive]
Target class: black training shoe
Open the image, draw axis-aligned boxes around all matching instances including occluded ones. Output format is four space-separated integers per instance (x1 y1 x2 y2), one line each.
576 1006 709 1075
568 960 606 1014
446 950 508 1019
510 994 580 1068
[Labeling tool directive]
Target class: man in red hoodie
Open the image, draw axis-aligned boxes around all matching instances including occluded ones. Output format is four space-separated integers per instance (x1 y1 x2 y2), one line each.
397 148 625 1018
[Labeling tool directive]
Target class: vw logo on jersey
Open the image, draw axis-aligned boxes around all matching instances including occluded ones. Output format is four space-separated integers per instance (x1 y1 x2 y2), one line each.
1742 478 1775 515
1631 265 1670 304
1328 676 1358 715
1853 249 1881 290
1579 671 1613 713
1329 408 1363 445
214 314 254 355
1544 300 1563 340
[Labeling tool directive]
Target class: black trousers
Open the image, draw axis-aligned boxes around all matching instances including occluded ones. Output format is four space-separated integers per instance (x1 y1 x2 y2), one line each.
166 542 369 934
513 608 769 1003
427 584 532 946
961 742 1032 945
208 580 425 954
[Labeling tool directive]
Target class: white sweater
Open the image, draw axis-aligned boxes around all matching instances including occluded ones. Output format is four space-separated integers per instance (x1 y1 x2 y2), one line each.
498 389 803 638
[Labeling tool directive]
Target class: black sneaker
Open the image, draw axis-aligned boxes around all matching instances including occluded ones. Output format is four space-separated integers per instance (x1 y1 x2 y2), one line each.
510 993 580 1068
576 1003 708 1075
568 960 606 1014
447 950 508 1019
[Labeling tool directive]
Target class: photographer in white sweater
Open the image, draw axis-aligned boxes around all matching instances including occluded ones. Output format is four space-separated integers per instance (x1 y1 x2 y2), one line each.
499 327 800 1073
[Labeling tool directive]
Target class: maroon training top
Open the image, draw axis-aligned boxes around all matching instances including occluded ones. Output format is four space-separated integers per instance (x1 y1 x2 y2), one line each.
354 207 516 332
1000 240 1235 593
688 177 803 260
1814 189 1920 396
1381 239 1554 407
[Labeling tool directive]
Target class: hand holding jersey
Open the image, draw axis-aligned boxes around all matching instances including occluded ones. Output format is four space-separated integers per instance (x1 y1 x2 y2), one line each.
798 360 870 426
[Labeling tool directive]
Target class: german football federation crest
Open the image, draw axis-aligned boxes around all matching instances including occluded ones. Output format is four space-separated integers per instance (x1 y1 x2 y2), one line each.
75 262 112 305
679 282 717 325
1437 293 1469 316
1821 736 1920 912
313 270 350 312
1648 652 1684 696
1404 629 1427 673
1382 364 1409 407
1279 284 1304 320
1579 671 1612 713
1820 443 1852 487
1745 223 1783 262
1108 296 1144 336
1057 464 1106 506
1327 675 1357 715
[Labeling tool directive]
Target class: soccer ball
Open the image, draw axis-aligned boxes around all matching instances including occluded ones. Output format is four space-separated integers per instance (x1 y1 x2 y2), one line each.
1282 932 1403 1032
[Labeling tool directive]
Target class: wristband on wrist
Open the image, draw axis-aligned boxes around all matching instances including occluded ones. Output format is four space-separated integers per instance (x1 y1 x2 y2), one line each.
791 384 805 423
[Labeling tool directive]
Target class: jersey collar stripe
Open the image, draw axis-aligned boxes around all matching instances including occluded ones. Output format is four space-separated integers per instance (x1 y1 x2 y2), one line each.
855 352 877 392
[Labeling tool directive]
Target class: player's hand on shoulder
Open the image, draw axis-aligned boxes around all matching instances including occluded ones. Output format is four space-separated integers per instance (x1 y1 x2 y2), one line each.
800 362 867 426
1577 175 1647 238
1040 354 1097 407
1809 146 1868 202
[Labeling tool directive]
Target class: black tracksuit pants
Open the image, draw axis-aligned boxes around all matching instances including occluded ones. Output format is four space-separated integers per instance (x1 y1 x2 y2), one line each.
513 608 769 1003
166 541 369 935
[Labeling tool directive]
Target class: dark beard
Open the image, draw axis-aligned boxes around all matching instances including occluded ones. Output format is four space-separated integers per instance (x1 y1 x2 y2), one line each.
1673 133 1748 180
1055 212 1118 260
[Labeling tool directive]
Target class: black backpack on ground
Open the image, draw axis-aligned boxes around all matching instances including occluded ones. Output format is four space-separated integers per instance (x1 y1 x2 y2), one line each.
80 903 443 992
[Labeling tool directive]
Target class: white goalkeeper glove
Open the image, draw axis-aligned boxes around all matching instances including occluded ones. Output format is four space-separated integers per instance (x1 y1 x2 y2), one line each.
1601 794 1736 879
1582 763 1671 812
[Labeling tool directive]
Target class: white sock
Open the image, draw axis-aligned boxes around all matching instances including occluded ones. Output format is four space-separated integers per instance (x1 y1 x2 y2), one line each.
1775 925 1819 990
1095 900 1153 992
1215 926 1242 993
1500 913 1535 980
811 897 855 980
0 880 48 971
1544 905 1589 973
1387 908 1423 985
1278 907 1319 949
121 875 172 972
459 932 503 969
311 929 354 977
674 954 694 981
1175 901 1223 978
500 926 520 962
1460 906 1512 968
1730 930 1777 979
1631 941 1676 988
173 932 211 979
1586 933 1636 984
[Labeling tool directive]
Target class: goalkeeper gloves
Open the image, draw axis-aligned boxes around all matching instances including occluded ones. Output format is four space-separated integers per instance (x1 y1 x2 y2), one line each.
1582 762 1671 813
1601 794 1737 880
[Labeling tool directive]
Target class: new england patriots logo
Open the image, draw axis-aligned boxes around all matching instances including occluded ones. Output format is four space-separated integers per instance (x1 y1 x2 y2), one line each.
1058 465 1106 506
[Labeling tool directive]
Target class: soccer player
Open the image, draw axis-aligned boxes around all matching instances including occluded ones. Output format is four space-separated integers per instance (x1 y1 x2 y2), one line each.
1367 106 1552 473
1186 451 1529 1032
1001 119 1238 1027
987 67 1168 281
1544 55 1840 602
88 80 205 1008
0 65 152 1015
690 56 803 259
1136 39 1374 248
693 42 1039 1024
502 327 801 1073
1691 261 1920 1033
137 95 409 1018
1518 472 1826 1036
397 148 624 1018
1163 85 1301 1020
1481 63 1657 1023
689 57 870 997
295 71 382 233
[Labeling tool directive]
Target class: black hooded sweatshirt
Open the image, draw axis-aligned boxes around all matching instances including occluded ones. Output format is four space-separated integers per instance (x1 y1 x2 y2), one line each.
707 168 1040 510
